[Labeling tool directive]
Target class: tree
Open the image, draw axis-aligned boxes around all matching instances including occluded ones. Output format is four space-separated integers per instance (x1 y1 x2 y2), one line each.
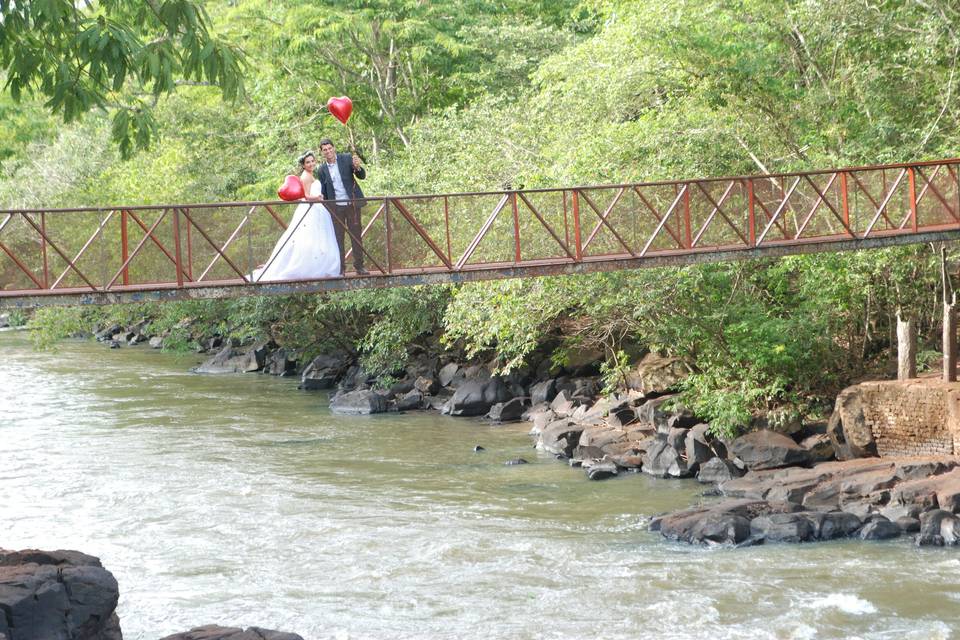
0 0 245 156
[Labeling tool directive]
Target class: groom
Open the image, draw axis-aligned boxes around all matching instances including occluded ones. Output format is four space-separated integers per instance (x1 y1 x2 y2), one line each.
315 138 367 275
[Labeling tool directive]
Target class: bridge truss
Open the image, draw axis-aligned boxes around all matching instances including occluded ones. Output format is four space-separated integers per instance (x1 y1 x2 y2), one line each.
1 158 959 308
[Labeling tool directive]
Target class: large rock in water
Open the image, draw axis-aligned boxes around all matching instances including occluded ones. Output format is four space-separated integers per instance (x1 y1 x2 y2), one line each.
446 377 512 417
159 626 304 640
827 386 879 460
330 389 389 415
0 548 122 640
729 430 811 471
299 352 351 390
193 342 271 374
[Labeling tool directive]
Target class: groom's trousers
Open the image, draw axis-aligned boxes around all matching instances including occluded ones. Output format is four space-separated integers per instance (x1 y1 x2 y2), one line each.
331 203 364 274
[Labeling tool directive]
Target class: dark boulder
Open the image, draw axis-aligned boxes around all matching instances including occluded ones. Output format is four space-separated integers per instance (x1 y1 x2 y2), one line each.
642 436 691 478
749 512 817 543
438 362 461 388
697 457 743 484
917 509 960 546
330 389 389 415
584 458 619 481
818 511 863 540
0 548 122 640
858 517 901 541
193 344 264 374
263 348 298 376
487 397 526 423
655 499 798 545
159 625 304 640
529 379 557 406
537 419 586 458
445 377 512 417
299 353 352 390
396 389 425 411
729 430 811 471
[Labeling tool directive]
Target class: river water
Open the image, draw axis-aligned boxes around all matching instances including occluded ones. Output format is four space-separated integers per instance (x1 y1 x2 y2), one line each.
1 330 958 639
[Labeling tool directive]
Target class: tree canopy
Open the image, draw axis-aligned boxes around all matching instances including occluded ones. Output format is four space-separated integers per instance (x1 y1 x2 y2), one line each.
0 0 245 156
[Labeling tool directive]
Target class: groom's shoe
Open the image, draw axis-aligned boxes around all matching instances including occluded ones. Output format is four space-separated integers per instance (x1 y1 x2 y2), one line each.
355 267 369 276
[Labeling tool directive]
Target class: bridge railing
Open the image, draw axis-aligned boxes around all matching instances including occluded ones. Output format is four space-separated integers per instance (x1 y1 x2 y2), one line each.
1 158 959 298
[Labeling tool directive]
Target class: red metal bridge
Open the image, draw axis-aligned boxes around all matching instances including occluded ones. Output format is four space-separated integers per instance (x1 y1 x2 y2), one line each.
2 158 960 308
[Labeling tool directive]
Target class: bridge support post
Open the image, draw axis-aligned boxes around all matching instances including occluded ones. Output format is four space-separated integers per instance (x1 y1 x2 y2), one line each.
897 312 916 380
572 190 582 261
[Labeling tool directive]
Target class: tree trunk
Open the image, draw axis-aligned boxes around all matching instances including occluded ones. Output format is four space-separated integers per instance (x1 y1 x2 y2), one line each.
945 301 957 382
897 314 916 380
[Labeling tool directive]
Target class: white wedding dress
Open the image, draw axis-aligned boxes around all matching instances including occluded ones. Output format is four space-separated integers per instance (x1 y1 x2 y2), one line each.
251 180 341 282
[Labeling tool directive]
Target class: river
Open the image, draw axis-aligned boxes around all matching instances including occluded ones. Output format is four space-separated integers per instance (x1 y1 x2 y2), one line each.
1 331 957 639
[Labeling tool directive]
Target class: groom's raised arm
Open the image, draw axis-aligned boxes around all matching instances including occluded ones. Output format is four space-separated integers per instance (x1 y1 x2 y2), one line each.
351 153 366 180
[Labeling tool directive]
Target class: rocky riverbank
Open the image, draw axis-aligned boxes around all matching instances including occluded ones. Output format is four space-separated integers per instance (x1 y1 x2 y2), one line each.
0 548 302 640
86 319 960 549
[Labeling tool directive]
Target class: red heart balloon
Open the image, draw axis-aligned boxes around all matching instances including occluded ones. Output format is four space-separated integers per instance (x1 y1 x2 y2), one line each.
277 175 304 201
327 96 352 125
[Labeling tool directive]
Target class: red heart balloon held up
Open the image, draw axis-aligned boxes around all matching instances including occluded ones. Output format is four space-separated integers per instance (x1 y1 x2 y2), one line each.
327 96 352 125
277 175 304 201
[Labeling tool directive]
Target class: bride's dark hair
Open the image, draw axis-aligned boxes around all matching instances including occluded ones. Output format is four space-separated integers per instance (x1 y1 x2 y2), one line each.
297 151 316 172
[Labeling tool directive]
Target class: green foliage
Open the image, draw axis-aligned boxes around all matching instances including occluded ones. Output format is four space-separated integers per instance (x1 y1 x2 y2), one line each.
0 0 245 157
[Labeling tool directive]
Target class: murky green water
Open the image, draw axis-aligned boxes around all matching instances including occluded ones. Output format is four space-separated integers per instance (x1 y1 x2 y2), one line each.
1 330 958 639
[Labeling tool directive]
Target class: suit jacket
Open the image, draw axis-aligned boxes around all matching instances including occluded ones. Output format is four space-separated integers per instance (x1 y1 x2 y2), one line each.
314 152 366 204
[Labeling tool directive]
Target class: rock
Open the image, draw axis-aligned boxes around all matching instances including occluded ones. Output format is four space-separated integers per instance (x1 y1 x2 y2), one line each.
818 512 863 540
414 376 440 395
858 516 901 540
642 436 691 478
505 458 528 465
95 323 121 341
697 457 743 484
194 344 265 374
473 445 485 452
750 512 817 543
330 389 389 415
396 389 425 411
438 362 461 387
529 379 557 406
148 336 164 349
827 386 878 460
636 395 674 430
263 348 298 376
448 377 512 417
549 390 576 417
656 499 798 545
917 509 960 546
623 352 690 395
108 340 121 349
158 625 304 640
0 313 8 329
537 419 585 458
299 352 351 390
0 548 123 640
487 397 526 423
584 458 618 481
896 516 921 533
666 427 689 454
685 424 714 468
729 430 811 471
529 408 556 436
800 433 835 463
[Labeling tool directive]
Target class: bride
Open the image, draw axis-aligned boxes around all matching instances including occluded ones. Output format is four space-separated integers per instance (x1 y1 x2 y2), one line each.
251 151 341 282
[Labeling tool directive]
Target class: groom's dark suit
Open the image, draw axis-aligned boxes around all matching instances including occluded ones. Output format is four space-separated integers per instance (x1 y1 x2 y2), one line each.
315 153 366 273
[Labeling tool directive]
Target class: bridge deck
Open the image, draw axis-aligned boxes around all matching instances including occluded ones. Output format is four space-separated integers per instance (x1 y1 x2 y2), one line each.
2 158 959 308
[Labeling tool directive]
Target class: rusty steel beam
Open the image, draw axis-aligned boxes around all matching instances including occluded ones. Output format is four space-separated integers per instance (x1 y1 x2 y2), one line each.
6 226 960 310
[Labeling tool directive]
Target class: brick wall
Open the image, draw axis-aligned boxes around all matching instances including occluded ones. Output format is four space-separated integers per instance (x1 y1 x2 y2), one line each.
854 380 958 457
